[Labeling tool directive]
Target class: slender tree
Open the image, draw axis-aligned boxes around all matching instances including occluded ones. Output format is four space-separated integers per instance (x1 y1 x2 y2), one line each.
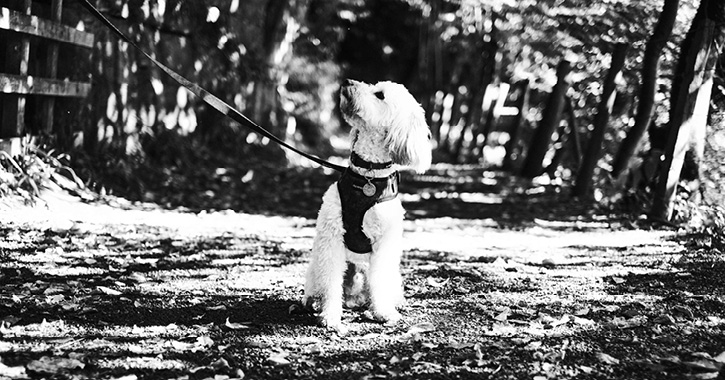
573 43 628 198
650 0 725 220
520 59 571 178
610 0 680 178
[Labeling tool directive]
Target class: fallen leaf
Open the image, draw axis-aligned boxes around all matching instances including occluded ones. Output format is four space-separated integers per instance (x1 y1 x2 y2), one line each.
97 286 122 296
43 286 66 295
683 359 720 372
196 336 214 348
494 310 510 321
596 352 620 365
687 372 720 379
267 352 290 366
672 305 694 319
603 305 620 313
357 333 381 340
297 336 322 346
210 358 231 371
306 344 324 354
225 318 251 330
407 322 436 334
572 316 595 326
110 375 138 380
170 340 194 351
45 295 65 304
611 276 626 285
550 314 571 327
713 351 725 363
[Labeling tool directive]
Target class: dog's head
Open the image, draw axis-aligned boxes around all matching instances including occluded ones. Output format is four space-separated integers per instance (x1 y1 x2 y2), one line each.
340 79 432 173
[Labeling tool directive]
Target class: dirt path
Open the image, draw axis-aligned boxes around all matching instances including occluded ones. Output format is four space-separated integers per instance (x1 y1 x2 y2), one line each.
1 168 724 380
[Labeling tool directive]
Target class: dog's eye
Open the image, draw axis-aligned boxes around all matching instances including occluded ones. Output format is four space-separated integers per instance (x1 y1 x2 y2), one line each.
374 91 385 100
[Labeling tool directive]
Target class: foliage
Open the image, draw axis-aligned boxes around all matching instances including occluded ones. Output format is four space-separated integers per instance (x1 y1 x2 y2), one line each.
70 128 337 217
675 202 725 253
0 146 88 205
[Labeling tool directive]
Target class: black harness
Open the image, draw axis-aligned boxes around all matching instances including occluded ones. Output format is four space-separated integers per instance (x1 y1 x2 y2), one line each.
337 152 399 254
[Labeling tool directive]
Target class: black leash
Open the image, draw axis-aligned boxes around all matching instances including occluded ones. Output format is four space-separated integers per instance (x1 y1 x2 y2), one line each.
78 0 346 173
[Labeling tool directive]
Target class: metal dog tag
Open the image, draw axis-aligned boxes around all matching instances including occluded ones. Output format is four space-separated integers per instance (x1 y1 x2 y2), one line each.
362 182 376 197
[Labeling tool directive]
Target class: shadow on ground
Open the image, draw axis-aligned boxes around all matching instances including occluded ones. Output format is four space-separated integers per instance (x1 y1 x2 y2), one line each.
1 165 724 379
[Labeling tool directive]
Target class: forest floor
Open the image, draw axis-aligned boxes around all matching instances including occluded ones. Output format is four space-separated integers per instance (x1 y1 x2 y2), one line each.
0 165 724 380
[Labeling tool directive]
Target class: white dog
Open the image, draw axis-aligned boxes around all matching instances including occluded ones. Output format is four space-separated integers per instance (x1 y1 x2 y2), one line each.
303 79 432 333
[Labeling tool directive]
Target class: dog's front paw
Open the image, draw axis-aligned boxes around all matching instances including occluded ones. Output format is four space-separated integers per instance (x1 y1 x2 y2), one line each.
363 309 402 325
317 315 348 335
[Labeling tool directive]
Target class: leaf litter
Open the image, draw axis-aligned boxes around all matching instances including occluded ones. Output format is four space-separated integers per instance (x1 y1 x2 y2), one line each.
0 171 724 379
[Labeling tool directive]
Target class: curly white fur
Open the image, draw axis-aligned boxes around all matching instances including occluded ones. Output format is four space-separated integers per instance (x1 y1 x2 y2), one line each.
303 79 432 333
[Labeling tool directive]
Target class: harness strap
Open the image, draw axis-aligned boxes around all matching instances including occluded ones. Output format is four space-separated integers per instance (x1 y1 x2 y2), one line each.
338 168 399 253
78 0 345 173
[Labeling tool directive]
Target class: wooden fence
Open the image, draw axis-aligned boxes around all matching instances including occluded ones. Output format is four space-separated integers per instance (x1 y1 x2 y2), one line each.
0 0 94 155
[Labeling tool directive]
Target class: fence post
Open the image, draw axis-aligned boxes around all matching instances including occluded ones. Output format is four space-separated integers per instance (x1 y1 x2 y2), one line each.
1 0 32 155
41 0 63 134
502 80 530 171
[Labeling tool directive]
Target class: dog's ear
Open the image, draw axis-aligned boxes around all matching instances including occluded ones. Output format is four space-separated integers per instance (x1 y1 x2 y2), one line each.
386 105 432 173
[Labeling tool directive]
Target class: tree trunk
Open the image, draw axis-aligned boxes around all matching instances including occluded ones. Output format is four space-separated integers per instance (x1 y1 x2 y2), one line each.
611 0 679 178
650 0 725 220
573 43 628 198
564 96 582 168
520 59 571 178
251 0 308 137
545 96 581 176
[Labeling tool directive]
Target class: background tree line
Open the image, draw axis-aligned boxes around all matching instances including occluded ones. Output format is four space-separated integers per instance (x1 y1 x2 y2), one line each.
3 0 724 222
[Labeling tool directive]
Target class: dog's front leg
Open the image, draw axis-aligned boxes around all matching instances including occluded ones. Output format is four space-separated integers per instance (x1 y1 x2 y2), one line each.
364 209 405 324
312 238 348 333
304 185 348 334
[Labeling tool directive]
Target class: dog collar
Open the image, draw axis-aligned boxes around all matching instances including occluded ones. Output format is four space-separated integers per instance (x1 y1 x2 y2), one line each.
350 151 393 170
